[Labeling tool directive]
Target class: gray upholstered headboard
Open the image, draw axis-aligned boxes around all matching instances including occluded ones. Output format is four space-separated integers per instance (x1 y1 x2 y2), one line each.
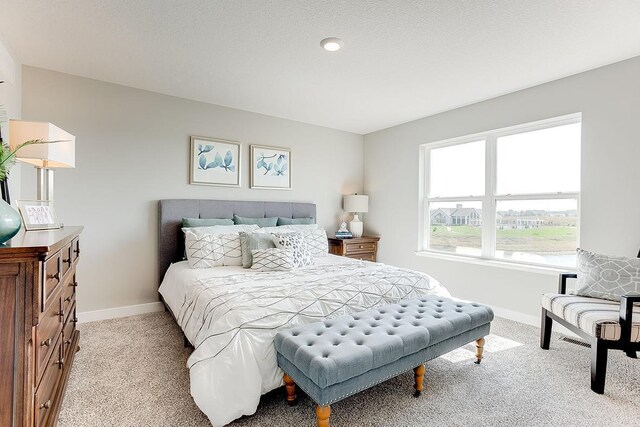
157 199 316 284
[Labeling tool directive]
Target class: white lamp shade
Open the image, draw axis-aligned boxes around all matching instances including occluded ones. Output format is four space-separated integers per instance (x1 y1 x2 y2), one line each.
343 194 369 213
9 120 75 168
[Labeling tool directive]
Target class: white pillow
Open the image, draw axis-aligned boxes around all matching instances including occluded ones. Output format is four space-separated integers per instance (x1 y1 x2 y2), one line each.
184 230 223 268
303 228 328 257
271 232 313 268
250 248 295 271
252 226 295 234
219 233 243 266
183 224 259 235
278 224 319 231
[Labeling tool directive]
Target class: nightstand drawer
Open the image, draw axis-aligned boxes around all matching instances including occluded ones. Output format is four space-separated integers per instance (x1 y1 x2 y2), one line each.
347 253 376 262
344 242 376 254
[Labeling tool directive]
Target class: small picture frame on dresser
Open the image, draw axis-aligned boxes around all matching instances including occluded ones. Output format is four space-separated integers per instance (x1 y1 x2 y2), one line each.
17 200 61 230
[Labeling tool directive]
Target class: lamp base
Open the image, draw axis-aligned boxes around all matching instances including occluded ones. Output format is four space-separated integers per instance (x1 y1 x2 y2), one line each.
349 214 364 238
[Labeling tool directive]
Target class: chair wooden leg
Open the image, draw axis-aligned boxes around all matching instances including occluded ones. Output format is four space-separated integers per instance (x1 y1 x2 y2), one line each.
540 308 553 350
625 349 637 359
591 339 608 394
413 364 425 397
283 374 297 406
183 334 191 348
475 337 485 364
316 405 331 427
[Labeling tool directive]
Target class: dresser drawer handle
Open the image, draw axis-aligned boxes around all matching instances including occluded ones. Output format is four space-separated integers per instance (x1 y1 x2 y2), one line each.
72 317 78 324
40 400 51 410
55 310 64 319
71 282 78 288
56 357 65 368
73 248 80 255
64 295 72 302
41 338 52 347
65 338 72 345
48 271 60 281
63 257 72 265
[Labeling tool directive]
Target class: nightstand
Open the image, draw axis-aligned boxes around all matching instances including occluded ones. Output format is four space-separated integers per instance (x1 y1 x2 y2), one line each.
328 236 380 262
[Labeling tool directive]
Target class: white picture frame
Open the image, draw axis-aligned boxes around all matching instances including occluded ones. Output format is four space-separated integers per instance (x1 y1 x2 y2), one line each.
250 144 291 190
190 136 241 187
17 200 61 231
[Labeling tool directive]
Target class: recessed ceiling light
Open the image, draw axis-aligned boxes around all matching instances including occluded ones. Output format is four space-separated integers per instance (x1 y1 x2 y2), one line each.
320 37 343 52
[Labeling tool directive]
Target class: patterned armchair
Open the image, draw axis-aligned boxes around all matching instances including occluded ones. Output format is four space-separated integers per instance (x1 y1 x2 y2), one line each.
539 249 640 394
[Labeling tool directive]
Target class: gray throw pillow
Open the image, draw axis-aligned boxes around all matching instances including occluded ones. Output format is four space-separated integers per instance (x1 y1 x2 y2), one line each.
182 217 234 227
239 232 276 268
277 217 315 226
575 249 640 301
233 215 278 227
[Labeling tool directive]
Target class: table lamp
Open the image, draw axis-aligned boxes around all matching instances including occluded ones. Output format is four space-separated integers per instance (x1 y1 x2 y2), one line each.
9 120 75 201
343 194 369 238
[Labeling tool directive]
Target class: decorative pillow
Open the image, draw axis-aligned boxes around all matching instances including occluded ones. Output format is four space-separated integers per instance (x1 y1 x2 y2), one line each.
239 232 276 268
271 232 313 268
219 233 243 266
184 230 223 268
233 215 278 227
302 228 328 257
278 224 319 231
277 217 315 226
182 217 234 227
250 248 295 271
575 249 640 301
183 224 259 235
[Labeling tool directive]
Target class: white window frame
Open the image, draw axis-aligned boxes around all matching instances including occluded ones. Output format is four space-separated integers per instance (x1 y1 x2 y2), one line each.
418 113 581 269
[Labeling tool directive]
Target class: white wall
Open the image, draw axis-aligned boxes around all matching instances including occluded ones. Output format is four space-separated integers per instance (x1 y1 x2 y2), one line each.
364 56 640 323
22 66 363 312
0 33 22 201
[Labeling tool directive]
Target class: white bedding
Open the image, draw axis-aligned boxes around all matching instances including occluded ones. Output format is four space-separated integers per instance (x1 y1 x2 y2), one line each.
159 255 451 426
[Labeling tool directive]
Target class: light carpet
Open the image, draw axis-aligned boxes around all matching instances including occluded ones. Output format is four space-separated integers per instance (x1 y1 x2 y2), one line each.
58 312 639 427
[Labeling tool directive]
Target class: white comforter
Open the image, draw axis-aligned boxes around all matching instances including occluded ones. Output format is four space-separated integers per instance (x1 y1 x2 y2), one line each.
159 256 450 426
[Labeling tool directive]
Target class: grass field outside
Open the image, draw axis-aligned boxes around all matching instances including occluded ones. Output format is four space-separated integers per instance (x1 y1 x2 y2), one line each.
430 225 577 253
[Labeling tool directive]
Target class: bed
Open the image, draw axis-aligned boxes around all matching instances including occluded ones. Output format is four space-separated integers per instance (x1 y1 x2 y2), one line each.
157 199 451 427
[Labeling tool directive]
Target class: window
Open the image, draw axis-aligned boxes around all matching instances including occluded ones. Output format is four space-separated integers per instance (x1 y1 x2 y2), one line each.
420 114 581 268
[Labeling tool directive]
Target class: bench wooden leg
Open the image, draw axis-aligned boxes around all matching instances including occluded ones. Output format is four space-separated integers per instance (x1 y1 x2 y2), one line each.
413 364 425 397
316 405 331 427
283 373 297 406
475 337 485 364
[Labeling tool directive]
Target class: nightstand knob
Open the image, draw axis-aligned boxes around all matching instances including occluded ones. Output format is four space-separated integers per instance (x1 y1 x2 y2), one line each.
359 245 363 249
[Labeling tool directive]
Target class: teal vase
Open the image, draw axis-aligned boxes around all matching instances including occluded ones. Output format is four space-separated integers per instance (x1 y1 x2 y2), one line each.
0 199 22 245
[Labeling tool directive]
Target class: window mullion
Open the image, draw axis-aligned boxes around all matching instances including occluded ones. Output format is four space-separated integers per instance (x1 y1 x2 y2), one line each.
482 136 495 259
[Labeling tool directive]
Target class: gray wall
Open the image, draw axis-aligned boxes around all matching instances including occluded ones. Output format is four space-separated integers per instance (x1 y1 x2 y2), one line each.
0 34 22 201
22 66 363 312
364 56 640 322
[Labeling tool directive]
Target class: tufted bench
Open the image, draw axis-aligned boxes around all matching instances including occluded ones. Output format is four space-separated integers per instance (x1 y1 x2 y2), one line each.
274 296 494 427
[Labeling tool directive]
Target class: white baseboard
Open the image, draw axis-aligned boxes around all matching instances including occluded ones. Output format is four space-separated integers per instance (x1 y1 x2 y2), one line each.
77 301 165 324
490 305 540 327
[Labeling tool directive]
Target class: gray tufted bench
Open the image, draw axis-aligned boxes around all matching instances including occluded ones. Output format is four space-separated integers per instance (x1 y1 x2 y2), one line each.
274 295 494 427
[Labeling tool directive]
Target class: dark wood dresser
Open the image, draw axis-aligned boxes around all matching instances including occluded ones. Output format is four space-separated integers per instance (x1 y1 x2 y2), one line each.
328 236 380 262
0 226 82 427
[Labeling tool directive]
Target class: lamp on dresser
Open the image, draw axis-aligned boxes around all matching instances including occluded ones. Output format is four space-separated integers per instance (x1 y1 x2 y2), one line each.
343 194 368 238
9 120 75 201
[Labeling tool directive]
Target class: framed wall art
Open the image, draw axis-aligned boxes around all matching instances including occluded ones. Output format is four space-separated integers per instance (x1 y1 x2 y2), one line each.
17 200 61 230
190 136 241 187
250 144 291 190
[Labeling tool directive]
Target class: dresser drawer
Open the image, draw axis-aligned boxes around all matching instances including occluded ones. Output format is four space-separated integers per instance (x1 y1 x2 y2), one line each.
42 251 62 312
63 303 77 359
344 241 376 255
35 339 63 427
36 288 63 385
62 271 77 320
60 243 73 279
71 237 80 262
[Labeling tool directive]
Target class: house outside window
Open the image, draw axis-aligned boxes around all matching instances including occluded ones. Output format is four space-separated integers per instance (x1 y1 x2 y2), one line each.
419 114 581 268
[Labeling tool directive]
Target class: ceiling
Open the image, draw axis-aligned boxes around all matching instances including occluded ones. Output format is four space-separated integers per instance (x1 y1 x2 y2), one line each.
1 1 640 134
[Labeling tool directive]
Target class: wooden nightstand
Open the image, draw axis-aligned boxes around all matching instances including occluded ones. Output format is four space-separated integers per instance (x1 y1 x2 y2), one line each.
328 236 380 262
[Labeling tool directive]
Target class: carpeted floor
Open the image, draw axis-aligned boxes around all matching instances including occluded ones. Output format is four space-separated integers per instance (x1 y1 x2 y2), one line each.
58 312 640 427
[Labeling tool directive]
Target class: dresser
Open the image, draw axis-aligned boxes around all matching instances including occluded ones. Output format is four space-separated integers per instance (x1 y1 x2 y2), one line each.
328 236 380 262
0 226 82 427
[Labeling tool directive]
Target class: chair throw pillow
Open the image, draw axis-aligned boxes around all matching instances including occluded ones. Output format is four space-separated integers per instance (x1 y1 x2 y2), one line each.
184 230 223 268
575 248 640 301
239 231 277 268
271 232 313 268
250 248 295 271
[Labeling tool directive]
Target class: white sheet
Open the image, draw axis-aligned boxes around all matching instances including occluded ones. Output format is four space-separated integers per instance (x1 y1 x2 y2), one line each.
159 255 451 426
